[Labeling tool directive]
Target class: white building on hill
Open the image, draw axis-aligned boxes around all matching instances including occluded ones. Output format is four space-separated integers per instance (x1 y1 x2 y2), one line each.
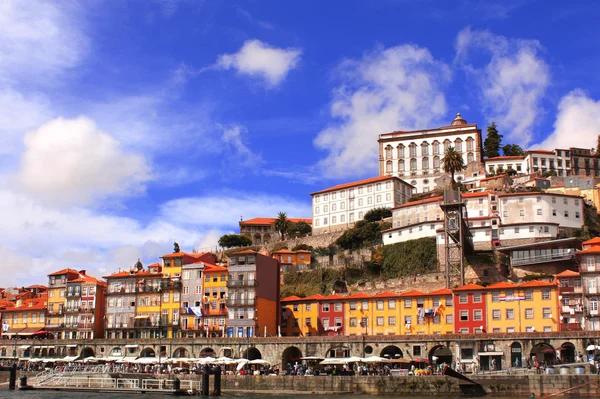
311 176 413 234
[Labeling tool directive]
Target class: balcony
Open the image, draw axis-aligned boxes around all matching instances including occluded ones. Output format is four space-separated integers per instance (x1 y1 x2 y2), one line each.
586 286 598 295
559 286 583 294
511 251 576 266
226 279 258 288
66 291 81 298
80 308 95 314
48 309 64 316
561 324 583 331
161 281 182 291
227 298 255 306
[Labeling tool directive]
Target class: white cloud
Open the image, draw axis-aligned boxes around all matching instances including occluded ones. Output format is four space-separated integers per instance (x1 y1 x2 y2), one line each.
219 124 262 167
18 116 151 206
216 40 302 87
535 90 600 150
314 44 450 178
455 27 550 147
159 192 312 228
0 0 87 85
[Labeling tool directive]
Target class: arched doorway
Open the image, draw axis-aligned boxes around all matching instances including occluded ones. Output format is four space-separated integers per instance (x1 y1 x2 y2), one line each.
80 347 95 359
33 348 41 357
380 345 403 359
263 233 272 244
172 347 189 358
282 346 303 368
429 345 453 366
41 348 48 357
326 346 350 358
511 342 523 367
558 342 575 364
530 343 555 365
200 347 216 358
243 347 262 361
140 347 156 358
48 348 56 357
253 234 261 245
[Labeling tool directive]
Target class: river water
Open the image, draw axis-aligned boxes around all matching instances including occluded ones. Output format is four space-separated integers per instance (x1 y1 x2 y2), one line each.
0 391 553 399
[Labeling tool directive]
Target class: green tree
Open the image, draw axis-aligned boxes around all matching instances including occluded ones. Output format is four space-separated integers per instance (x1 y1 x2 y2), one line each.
363 207 392 222
483 122 503 158
292 243 313 251
218 234 252 249
335 220 390 250
442 146 466 184
274 212 291 241
287 220 312 237
502 144 524 156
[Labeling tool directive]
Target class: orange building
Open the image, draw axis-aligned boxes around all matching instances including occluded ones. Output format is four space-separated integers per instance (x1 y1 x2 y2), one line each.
271 249 312 281
280 294 322 337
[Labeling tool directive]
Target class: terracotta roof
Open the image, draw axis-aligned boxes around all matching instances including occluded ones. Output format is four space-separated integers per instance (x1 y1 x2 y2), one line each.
310 176 410 196
71 273 105 284
480 174 508 182
26 284 47 289
231 249 258 255
203 263 228 273
321 294 345 300
347 293 371 299
240 218 312 225
519 280 557 288
161 252 188 259
272 249 294 254
582 237 600 246
103 270 163 279
48 268 80 276
486 282 518 290
578 247 600 255
428 288 453 295
399 289 426 297
303 294 325 301
392 191 488 210
281 296 302 302
555 270 580 278
3 297 47 312
148 262 161 267
0 299 15 309
372 291 400 298
295 250 311 253
453 283 485 291
485 156 525 161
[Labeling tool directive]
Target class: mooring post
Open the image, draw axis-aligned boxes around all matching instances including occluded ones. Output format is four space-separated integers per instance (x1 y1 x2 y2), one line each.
201 364 210 396
8 364 17 390
213 366 222 396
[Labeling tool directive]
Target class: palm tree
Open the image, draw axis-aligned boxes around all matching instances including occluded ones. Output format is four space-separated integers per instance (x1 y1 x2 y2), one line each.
274 212 290 241
442 146 466 185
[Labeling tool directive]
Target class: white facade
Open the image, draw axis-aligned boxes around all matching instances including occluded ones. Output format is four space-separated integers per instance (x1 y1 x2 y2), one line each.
383 192 584 246
524 150 570 177
378 114 483 194
484 156 526 175
311 176 413 234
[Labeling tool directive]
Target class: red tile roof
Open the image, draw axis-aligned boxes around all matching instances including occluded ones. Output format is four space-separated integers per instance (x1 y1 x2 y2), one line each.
272 249 294 254
555 270 580 278
519 280 557 288
486 156 525 161
103 270 163 279
321 294 345 300
240 218 312 225
486 282 518 289
3 297 47 312
578 247 600 255
281 296 302 302
347 293 371 299
399 290 426 297
48 268 81 277
480 174 508 182
26 284 47 289
372 291 400 298
311 176 409 196
428 288 453 295
453 283 485 291
583 237 600 246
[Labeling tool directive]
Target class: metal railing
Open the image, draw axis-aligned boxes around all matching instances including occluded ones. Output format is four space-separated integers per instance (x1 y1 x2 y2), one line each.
511 251 575 266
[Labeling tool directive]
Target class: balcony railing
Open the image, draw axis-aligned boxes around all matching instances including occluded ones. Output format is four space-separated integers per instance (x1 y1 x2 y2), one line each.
226 279 258 288
511 251 576 266
48 309 64 315
227 298 255 306
559 286 583 294
585 286 598 295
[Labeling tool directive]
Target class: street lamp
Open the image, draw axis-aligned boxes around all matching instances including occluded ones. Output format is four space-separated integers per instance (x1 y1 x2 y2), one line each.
158 286 163 370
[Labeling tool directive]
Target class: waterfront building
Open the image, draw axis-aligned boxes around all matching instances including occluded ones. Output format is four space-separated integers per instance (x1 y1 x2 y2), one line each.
280 294 321 337
311 176 413 234
377 113 483 194
554 270 584 331
226 250 280 337
46 269 83 339
181 260 228 338
400 289 454 335
1 295 47 340
486 281 559 334
453 284 487 334
368 292 402 336
578 237 600 330
63 271 107 339
239 217 312 245
272 249 312 278
317 294 345 336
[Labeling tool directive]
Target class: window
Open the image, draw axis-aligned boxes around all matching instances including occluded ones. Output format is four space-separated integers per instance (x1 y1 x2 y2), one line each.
322 304 330 312
564 211 569 217
305 318 312 326
542 290 551 300
520 209 525 216
306 303 312 311
507 327 515 333
473 294 482 303
404 299 412 308
505 309 515 319
349 318 357 327
537 209 542 216
459 294 467 304
503 211 508 217
473 310 482 321
564 198 568 205
492 292 500 302
388 300 396 309
525 308 534 319
576 211 580 218
376 300 384 310
404 315 412 325
334 303 342 311
492 309 501 320
460 310 468 321
446 314 453 324
349 301 356 310
525 290 533 300
376 317 384 326
543 308 552 319
445 296 453 307
515 227 520 233
361 300 368 310
388 316 396 326
552 197 556 203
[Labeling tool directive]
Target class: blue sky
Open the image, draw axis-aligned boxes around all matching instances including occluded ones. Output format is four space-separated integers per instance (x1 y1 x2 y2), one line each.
2 0 600 285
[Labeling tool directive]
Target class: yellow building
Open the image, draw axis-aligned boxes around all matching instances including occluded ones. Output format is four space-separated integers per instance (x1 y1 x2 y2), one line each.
370 292 402 336
486 280 559 333
280 295 321 337
426 289 454 335
134 268 164 339
345 293 374 336
0 296 48 340
547 184 600 213
46 268 81 340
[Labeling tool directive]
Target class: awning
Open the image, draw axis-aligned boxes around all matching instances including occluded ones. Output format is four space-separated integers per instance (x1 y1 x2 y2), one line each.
478 352 504 356
47 346 55 349
134 315 149 319
62 356 79 362
19 345 31 350
67 344 78 348
3 327 44 336
116 356 138 363
125 344 138 348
